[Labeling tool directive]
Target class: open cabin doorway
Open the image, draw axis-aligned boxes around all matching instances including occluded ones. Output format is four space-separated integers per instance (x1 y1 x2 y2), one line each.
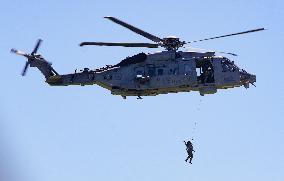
196 58 215 84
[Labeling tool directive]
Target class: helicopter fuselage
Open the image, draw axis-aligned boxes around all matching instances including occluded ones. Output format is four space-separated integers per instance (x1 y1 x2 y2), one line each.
46 51 256 97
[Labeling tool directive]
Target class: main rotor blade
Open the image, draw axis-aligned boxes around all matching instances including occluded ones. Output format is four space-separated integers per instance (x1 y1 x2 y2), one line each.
188 28 265 43
185 47 238 56
104 16 163 43
21 61 29 76
217 51 238 56
32 39 42 55
80 42 159 48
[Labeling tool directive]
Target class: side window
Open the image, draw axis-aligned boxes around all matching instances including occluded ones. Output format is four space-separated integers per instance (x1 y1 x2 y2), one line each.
135 66 145 76
136 70 143 75
157 68 164 76
148 66 156 76
173 68 179 75
168 65 179 75
184 64 192 75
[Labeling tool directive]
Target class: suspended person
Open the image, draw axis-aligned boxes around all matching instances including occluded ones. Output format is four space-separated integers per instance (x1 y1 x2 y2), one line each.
184 140 195 164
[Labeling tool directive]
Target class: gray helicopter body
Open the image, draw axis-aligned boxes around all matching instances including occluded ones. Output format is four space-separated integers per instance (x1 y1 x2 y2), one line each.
45 50 255 97
11 16 262 99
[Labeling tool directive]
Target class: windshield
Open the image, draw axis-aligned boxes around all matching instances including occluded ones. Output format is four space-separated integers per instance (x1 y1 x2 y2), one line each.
221 58 239 72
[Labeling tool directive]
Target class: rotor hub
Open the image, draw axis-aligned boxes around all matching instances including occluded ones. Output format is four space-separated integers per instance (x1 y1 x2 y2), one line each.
161 37 186 51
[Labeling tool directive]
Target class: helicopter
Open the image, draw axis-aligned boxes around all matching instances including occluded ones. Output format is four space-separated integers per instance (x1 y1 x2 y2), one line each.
11 16 264 99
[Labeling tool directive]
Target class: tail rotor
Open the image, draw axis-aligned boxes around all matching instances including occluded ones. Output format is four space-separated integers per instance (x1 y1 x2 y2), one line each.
11 39 43 76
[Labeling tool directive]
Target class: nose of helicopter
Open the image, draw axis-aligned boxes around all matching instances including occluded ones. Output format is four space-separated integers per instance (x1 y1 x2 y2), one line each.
249 74 256 84
240 71 256 88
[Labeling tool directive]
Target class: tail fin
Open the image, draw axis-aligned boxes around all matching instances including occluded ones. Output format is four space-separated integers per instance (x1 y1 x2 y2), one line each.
11 39 59 78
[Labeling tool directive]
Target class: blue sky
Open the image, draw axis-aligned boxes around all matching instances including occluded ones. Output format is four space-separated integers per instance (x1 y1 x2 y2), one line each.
0 0 283 181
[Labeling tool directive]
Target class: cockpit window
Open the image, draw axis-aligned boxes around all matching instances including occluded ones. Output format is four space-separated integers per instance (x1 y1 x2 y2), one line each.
221 59 238 72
